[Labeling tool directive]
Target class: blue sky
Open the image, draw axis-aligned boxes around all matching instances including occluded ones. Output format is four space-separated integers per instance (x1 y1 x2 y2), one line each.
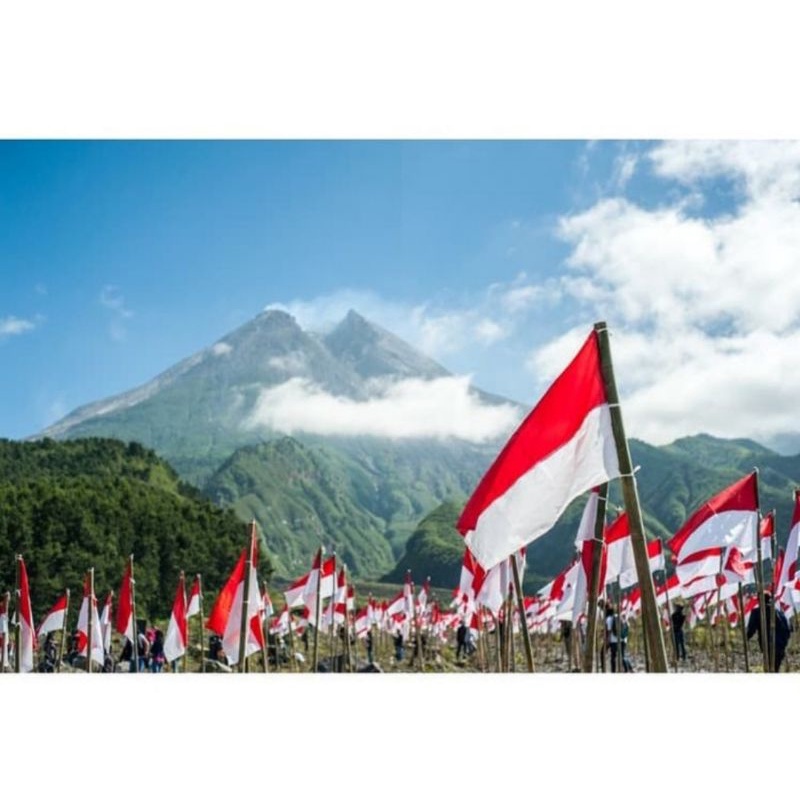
3 139 800 450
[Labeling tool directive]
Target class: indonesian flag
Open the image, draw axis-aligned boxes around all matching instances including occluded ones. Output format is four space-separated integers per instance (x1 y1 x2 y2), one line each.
385 590 406 619
262 588 274 619
115 560 135 643
76 574 105 667
776 493 800 601
37 592 69 639
99 591 114 653
417 578 430 618
403 572 414 618
457 329 621 570
604 513 634 586
207 533 265 666
270 605 290 636
458 548 486 614
284 551 336 613
17 556 36 672
759 512 774 562
619 538 664 589
187 575 202 618
571 508 609 625
164 573 188 664
667 472 759 584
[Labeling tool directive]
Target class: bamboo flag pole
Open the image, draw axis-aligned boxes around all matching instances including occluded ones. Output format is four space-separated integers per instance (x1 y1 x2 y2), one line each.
238 521 257 673
344 567 353 673
312 547 324 673
58 588 70 673
14 556 21 674
197 574 205 673
769 511 777 674
410 577 424 673
327 555 338 671
503 585 513 672
262 581 272 673
582 483 609 673
511 554 535 672
594 322 668 672
87 568 95 674
129 555 139 674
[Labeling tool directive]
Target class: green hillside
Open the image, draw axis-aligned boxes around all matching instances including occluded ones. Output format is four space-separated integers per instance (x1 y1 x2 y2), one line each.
0 438 266 620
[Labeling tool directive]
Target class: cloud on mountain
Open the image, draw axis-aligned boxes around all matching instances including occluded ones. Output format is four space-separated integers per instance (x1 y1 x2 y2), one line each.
243 375 521 442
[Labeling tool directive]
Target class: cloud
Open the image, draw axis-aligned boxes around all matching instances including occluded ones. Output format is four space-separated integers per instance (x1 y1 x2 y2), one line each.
523 140 800 445
242 376 521 443
267 352 308 373
0 316 37 339
211 342 233 357
100 285 134 342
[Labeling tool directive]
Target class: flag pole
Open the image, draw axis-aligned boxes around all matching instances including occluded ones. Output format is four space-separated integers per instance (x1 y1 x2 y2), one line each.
511 554 535 672
197 575 205 673
344 567 353 673
753 473 770 672
238 521 257 673
58 589 70 673
87 569 94 674
262 581 272 673
129 555 139 673
14 556 22 674
411 578 424 672
582 483 608 672
327 554 338 671
593 321 668 672
180 573 188 675
769 510 777 673
312 547 323 673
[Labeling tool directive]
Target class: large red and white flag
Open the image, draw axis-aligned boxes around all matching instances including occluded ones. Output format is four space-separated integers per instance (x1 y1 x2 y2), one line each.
457 329 621 570
164 573 188 664
207 530 265 666
187 575 202 618
17 556 36 672
37 592 69 639
115 559 135 643
76 574 105 667
604 513 634 586
667 472 759 584
99 591 114 654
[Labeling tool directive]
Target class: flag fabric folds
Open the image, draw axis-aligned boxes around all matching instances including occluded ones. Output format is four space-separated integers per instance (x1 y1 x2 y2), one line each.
37 592 68 639
164 573 188 664
17 556 36 672
115 560 135 643
457 329 620 570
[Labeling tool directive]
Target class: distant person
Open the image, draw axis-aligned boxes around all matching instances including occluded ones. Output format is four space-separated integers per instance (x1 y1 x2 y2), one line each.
671 602 687 662
137 629 150 672
747 592 791 672
365 630 374 665
619 615 633 672
393 630 404 663
560 620 573 665
150 629 166 673
456 620 468 661
605 604 620 673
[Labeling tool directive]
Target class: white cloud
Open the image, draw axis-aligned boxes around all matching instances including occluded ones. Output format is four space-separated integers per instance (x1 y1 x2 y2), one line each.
524 140 800 445
211 342 233 357
0 316 37 338
242 376 521 443
100 285 134 342
267 352 308 373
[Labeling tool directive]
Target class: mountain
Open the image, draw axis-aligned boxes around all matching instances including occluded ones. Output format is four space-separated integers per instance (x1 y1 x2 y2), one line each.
0 438 264 620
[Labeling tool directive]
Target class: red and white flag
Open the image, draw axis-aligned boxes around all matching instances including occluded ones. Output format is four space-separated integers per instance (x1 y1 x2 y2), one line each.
37 592 69 639
187 575 202 618
776 494 800 601
164 573 188 664
667 472 759 584
457 329 621 570
17 556 36 672
604 513 634 586
76 573 105 667
207 530 265 666
284 550 335 614
115 559 135 643
619 538 664 589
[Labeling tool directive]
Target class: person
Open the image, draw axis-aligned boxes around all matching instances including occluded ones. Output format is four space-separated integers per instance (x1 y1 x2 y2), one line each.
137 628 150 672
464 625 476 656
456 620 468 661
365 629 374 664
619 615 633 672
746 592 791 672
393 629 404 663
671 602 687 662
120 638 134 672
605 604 620 673
150 629 165 673
38 632 57 672
560 620 573 666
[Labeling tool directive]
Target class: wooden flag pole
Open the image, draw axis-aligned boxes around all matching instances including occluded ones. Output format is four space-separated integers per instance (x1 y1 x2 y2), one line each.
583 484 609 673
58 589 70 673
594 322 668 672
262 581 272 673
494 612 502 672
310 547 322 671
769 512 777 673
238 521 257 673
129 555 139 674
511 554 535 672
197 574 205 673
737 585 750 672
87 568 95 674
14 556 21 674
344 568 353 673
327 555 338 671
410 578 424 673
504 586 513 672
